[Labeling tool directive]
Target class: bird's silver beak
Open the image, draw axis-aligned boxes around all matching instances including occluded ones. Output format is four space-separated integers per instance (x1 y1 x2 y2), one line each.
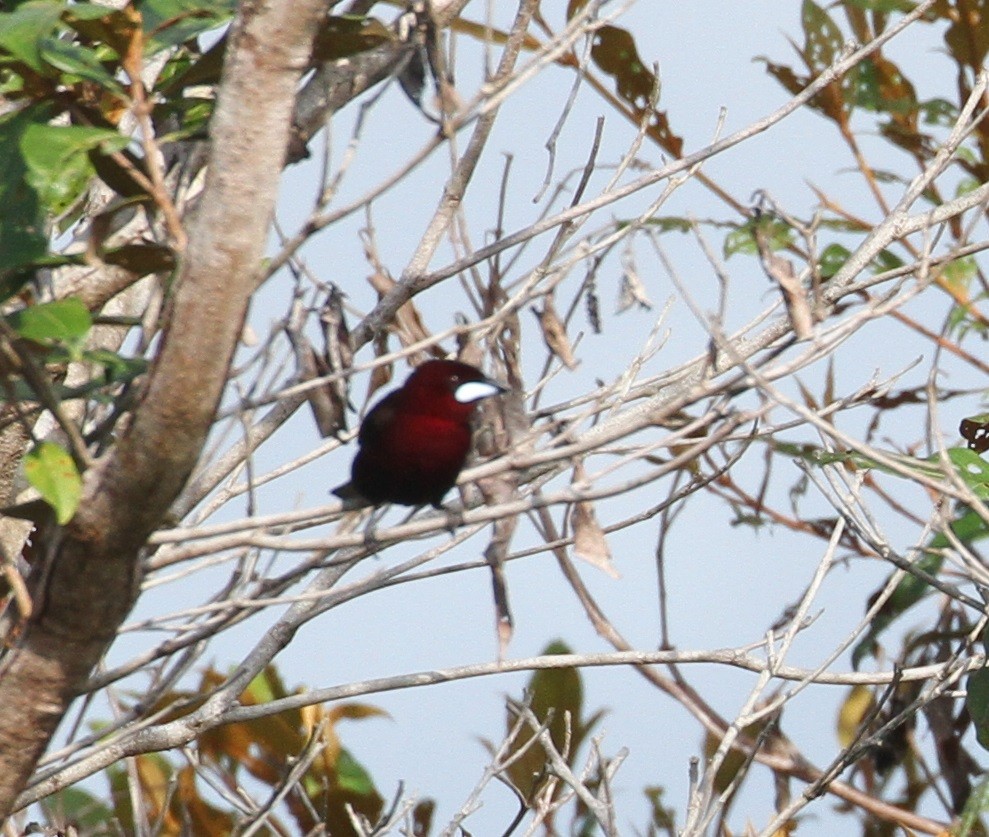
454 378 507 404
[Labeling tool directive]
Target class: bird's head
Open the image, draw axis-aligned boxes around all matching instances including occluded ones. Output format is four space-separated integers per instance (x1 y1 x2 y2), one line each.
403 359 507 418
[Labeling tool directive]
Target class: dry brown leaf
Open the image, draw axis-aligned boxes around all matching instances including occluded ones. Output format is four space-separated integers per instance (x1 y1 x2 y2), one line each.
755 224 813 339
570 461 617 577
366 331 393 405
285 294 348 438
300 342 347 438
617 249 653 313
534 296 579 370
367 270 433 353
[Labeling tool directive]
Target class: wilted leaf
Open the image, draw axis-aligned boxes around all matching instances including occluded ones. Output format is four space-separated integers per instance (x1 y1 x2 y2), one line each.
836 684 874 748
297 340 347 438
570 461 616 577
566 0 590 18
24 442 82 525
367 270 432 353
755 220 813 339
413 799 435 836
585 279 601 334
617 248 653 313
176 765 234 836
366 333 393 404
572 499 616 576
102 242 177 275
586 24 684 156
327 702 391 725
398 48 427 108
944 1 989 73
63 3 142 59
109 752 176 832
704 705 780 799
312 15 393 61
504 640 601 802
644 786 677 834
311 286 352 438
534 297 578 370
591 25 656 109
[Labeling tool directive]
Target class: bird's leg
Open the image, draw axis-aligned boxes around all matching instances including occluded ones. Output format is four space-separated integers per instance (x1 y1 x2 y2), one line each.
399 504 460 536
361 506 387 555
438 503 463 535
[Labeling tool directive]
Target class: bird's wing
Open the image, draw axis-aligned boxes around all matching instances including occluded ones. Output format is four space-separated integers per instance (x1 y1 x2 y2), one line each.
357 390 400 448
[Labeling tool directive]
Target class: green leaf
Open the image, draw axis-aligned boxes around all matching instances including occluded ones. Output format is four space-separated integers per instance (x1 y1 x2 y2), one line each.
37 35 124 92
818 242 850 279
851 551 943 669
20 123 128 215
81 349 147 387
8 297 92 349
851 501 989 668
724 216 793 258
62 2 131 23
969 667 989 751
957 773 989 836
845 0 915 10
335 748 377 796
919 96 958 127
140 0 236 54
41 786 114 831
0 1 64 73
871 248 904 273
946 447 989 499
643 216 692 233
927 505 989 551
24 441 82 525
801 0 844 73
942 254 978 289
0 106 50 276
784 442 989 499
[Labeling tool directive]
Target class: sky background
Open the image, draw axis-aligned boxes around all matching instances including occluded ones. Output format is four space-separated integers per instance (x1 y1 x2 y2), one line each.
83 2 983 834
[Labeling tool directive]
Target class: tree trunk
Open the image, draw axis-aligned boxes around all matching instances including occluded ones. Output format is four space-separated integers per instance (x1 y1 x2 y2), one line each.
0 0 331 815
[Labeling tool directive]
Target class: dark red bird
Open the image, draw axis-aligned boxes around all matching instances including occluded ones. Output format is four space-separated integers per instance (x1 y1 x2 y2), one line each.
333 359 507 507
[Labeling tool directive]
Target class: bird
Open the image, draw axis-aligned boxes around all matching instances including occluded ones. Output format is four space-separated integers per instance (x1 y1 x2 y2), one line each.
333 359 507 507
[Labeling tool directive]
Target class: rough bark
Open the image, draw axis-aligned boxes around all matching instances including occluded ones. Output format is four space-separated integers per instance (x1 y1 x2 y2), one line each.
0 0 331 815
